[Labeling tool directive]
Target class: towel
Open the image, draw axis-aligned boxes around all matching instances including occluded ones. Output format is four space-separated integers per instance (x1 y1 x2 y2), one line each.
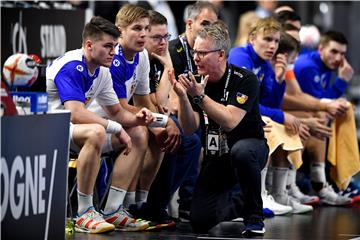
262 116 304 169
328 105 360 190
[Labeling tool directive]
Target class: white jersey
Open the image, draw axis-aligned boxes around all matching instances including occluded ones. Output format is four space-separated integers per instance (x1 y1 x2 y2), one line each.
88 46 151 117
46 49 118 113
110 46 150 101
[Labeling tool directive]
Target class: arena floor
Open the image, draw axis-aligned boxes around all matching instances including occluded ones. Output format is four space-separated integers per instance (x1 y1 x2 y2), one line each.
69 203 360 240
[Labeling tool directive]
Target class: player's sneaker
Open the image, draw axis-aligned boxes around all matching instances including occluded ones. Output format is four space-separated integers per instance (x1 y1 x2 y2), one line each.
103 205 149 231
288 183 320 205
337 181 360 203
318 183 352 206
274 192 313 214
263 208 275 218
75 207 115 234
262 191 293 215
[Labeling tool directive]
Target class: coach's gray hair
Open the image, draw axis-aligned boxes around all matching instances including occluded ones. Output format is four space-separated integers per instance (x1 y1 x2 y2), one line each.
186 1 218 20
197 20 231 56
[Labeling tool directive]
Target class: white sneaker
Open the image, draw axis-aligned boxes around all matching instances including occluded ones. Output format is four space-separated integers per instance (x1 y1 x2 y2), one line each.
102 206 149 231
274 192 313 214
231 217 244 222
318 183 352 206
288 184 320 205
262 192 293 215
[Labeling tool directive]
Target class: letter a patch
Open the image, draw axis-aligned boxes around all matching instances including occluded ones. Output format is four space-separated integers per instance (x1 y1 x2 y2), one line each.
207 134 219 151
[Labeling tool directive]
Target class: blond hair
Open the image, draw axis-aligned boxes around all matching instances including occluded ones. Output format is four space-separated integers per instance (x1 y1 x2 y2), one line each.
115 4 149 28
249 17 282 39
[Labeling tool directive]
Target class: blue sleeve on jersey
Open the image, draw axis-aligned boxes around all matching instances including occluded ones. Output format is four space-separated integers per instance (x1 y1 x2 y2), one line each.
295 55 348 99
228 48 253 70
260 104 285 124
295 65 323 98
268 80 286 109
110 62 127 99
322 77 348 99
54 62 86 104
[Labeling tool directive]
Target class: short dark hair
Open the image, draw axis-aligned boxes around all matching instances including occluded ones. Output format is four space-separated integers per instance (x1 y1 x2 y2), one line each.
276 32 300 55
186 1 218 20
82 16 120 43
320 30 348 46
282 23 299 32
273 10 301 30
148 10 167 26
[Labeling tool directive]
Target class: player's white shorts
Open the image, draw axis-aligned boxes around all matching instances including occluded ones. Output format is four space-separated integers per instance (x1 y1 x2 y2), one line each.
69 122 113 154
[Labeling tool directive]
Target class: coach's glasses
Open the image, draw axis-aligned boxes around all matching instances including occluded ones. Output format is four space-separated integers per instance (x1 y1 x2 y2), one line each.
190 49 222 60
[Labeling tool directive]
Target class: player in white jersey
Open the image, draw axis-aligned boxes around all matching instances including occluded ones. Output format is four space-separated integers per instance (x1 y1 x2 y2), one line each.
88 5 181 226
46 16 153 233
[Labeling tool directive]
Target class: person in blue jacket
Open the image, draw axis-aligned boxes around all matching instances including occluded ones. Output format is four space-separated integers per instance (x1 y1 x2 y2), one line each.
294 30 355 206
294 31 353 99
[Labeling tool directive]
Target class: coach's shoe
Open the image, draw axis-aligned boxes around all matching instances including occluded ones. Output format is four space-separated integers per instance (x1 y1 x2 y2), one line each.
242 219 265 236
318 183 352 206
103 205 149 231
75 207 115 234
145 209 176 231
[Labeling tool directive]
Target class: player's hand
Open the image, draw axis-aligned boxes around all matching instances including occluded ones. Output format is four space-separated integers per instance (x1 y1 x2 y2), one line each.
304 117 332 140
157 104 169 115
326 99 349 117
135 107 154 125
274 53 287 83
162 117 181 153
263 119 273 133
299 123 311 142
338 58 354 82
284 112 301 135
115 128 132 155
151 50 173 69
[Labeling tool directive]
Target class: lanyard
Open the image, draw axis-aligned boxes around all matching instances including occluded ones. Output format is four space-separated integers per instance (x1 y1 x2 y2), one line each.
179 35 194 73
221 66 232 103
203 66 232 126
153 62 161 84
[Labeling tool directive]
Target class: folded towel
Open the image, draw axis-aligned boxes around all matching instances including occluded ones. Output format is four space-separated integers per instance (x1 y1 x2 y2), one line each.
262 116 304 169
328 106 360 190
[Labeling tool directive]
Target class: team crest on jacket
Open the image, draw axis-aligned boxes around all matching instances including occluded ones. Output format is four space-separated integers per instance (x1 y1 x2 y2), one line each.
113 59 120 67
76 65 84 72
236 92 248 104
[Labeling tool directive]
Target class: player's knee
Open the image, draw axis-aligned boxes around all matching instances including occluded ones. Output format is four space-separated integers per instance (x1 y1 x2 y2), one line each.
128 126 149 150
86 124 106 149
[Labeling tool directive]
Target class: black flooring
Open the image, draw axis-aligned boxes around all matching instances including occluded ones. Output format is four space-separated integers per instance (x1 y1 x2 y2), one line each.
68 203 360 240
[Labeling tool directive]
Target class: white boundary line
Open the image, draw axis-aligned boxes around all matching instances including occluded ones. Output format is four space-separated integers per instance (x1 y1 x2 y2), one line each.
44 149 57 240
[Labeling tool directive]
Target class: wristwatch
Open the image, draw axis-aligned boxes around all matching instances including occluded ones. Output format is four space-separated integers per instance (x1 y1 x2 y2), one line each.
192 94 205 105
